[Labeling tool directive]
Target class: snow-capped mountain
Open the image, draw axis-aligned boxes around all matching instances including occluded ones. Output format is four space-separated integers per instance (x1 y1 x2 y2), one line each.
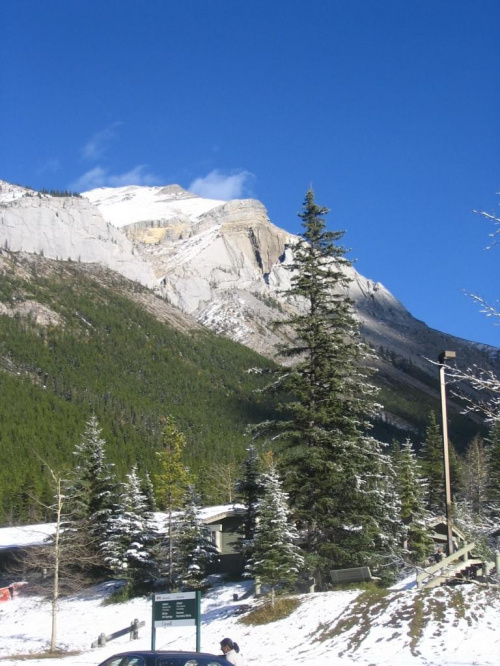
81 183 497 373
1 179 497 393
79 184 410 354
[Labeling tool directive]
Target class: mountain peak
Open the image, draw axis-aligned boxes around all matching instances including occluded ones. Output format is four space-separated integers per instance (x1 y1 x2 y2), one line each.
82 183 226 229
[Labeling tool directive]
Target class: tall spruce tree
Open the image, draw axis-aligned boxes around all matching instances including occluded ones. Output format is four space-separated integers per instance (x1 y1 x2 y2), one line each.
254 189 398 584
245 463 304 605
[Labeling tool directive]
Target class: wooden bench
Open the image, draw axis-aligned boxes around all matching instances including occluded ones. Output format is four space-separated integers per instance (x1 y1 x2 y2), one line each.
330 566 377 585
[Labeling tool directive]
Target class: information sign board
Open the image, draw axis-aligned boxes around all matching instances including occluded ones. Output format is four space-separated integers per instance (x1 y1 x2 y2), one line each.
151 591 201 651
153 592 198 627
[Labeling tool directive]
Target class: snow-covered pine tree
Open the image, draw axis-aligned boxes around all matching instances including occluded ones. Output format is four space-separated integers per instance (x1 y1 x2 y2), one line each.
61 415 118 576
370 449 407 580
174 485 219 590
393 439 434 564
245 463 304 605
103 466 158 588
235 444 264 560
253 189 394 584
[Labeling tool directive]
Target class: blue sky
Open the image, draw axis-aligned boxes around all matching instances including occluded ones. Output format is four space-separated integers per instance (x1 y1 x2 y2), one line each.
2 1 499 347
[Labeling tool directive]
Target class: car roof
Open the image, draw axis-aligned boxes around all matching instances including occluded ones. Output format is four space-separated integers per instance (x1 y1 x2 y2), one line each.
108 652 223 657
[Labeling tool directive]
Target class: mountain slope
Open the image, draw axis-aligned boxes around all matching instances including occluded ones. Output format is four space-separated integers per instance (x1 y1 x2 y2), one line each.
0 249 277 523
82 183 500 436
83 183 499 364
1 180 499 450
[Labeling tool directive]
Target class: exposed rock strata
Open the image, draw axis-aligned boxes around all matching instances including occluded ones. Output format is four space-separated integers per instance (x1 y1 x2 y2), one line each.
1 180 497 381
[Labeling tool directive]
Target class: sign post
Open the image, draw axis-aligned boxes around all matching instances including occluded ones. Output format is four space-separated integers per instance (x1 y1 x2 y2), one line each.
152 591 201 651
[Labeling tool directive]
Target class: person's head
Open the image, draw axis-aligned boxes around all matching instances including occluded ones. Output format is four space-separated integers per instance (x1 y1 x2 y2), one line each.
220 638 234 654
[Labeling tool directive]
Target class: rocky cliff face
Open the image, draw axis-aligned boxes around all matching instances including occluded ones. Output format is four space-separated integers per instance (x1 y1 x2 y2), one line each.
1 180 497 386
0 181 156 286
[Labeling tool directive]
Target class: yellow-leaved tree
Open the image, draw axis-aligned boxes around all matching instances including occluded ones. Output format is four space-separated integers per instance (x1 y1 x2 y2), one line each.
154 416 191 590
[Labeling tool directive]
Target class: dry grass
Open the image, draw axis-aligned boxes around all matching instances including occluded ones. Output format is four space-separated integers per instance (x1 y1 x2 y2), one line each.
0 650 82 661
238 596 301 625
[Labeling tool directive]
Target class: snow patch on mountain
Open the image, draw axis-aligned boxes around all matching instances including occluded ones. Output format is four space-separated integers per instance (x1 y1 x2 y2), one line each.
0 180 36 203
82 184 225 228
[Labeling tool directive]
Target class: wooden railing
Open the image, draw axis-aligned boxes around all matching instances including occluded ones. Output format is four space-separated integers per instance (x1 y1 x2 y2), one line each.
417 542 477 589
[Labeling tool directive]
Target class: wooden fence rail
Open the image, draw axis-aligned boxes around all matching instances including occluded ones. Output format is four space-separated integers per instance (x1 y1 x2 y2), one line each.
91 619 145 648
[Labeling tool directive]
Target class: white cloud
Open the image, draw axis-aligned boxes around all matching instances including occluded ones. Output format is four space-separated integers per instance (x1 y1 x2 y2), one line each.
81 122 122 160
189 169 254 200
69 165 162 192
36 158 61 175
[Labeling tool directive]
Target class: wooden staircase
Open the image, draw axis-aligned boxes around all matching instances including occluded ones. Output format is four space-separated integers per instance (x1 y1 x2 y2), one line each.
417 542 495 589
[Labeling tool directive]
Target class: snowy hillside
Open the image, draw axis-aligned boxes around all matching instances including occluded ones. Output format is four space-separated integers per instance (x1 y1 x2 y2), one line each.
0 578 498 666
0 180 29 203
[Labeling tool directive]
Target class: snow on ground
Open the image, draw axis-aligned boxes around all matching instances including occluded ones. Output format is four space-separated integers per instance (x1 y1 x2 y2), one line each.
0 523 56 549
1 518 498 666
0 577 498 666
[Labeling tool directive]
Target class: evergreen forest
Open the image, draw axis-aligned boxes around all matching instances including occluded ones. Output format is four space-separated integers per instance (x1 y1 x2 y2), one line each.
0 246 491 528
0 251 277 524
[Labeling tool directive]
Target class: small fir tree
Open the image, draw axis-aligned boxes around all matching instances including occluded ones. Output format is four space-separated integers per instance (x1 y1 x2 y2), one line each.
235 444 265 560
103 466 158 588
141 471 157 513
419 412 445 515
245 463 304 605
174 485 219 590
393 439 434 564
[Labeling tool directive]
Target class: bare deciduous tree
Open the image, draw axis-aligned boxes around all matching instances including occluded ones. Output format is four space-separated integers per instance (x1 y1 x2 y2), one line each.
12 459 102 654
